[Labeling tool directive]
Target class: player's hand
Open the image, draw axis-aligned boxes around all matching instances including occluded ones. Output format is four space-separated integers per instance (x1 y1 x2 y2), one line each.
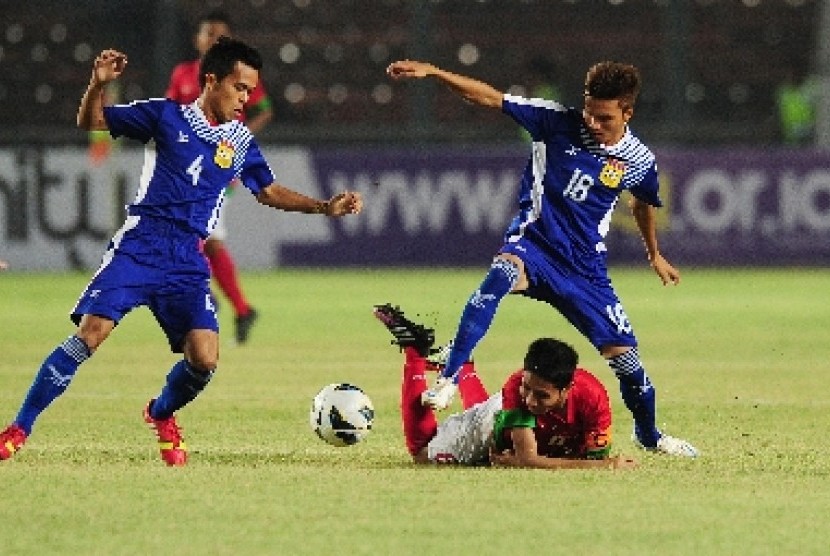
386 60 435 80
91 49 128 86
326 191 363 216
488 447 520 467
650 252 681 285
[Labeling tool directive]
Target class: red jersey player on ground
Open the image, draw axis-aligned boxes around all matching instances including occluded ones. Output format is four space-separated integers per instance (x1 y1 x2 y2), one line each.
374 304 636 469
166 10 273 344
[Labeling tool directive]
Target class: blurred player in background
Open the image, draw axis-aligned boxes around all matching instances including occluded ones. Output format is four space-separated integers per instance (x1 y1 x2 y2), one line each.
386 59 698 457
0 259 8 270
87 82 121 166
166 9 274 344
0 38 361 466
374 304 636 469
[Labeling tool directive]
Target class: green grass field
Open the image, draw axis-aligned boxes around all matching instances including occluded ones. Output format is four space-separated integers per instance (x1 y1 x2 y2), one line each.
1 267 828 555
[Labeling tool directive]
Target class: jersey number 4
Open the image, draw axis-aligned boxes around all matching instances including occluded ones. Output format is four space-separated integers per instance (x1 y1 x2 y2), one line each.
186 155 204 187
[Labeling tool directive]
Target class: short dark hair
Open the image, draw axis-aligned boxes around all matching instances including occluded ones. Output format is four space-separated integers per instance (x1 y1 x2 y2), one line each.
199 36 262 88
523 338 578 389
584 61 641 110
200 9 233 29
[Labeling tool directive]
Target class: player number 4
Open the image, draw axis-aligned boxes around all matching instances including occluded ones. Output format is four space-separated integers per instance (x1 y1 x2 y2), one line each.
205 293 217 314
186 155 204 187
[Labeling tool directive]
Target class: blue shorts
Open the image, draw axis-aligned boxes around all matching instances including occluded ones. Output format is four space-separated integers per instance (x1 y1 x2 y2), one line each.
500 239 638 350
71 216 219 353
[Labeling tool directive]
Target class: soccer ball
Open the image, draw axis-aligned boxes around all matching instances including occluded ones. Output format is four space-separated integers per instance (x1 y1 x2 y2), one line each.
309 383 375 447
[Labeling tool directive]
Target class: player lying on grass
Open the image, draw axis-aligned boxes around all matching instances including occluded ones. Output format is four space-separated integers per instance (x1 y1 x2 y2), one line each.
0 38 362 466
374 304 636 469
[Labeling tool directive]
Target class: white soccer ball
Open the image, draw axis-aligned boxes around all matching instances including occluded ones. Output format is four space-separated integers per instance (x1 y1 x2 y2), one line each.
309 383 374 447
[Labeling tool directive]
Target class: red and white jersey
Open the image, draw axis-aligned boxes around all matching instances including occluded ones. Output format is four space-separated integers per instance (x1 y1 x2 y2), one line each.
497 368 612 458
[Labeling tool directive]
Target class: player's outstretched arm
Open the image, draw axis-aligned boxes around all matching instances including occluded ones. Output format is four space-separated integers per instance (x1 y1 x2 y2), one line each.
386 60 503 109
77 49 128 131
256 183 363 216
489 428 636 470
630 197 680 286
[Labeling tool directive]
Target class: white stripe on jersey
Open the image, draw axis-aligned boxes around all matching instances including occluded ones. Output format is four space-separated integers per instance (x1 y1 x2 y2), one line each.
596 197 620 251
606 130 655 188
503 93 567 112
506 93 656 191
134 141 157 205
205 189 226 236
88 214 141 282
507 140 546 243
181 103 255 177
529 141 546 220
578 126 656 189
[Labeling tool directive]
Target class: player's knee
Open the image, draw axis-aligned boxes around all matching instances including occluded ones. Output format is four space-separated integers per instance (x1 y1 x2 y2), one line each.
494 254 525 290
76 315 115 351
183 330 219 370
184 344 218 373
187 356 217 374
601 345 631 359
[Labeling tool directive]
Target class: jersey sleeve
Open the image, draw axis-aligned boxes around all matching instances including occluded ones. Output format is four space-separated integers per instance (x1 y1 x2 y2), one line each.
576 371 614 459
491 409 536 452
628 161 663 208
237 139 276 195
492 370 536 451
584 421 612 459
103 98 167 143
502 94 569 141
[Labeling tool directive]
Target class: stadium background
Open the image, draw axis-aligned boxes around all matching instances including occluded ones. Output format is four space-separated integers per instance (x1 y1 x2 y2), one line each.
1 5 829 553
0 0 828 270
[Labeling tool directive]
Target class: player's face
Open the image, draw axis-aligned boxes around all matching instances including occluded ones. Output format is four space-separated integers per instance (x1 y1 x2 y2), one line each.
582 97 632 147
203 61 259 124
195 21 232 57
519 371 570 415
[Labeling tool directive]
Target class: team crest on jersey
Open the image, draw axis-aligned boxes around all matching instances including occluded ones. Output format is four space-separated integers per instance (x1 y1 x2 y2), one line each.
599 158 626 188
214 139 235 169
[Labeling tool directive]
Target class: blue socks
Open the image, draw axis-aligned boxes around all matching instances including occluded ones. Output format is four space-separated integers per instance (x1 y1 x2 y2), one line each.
13 337 212 434
149 360 214 420
442 258 520 382
607 347 660 447
15 335 91 435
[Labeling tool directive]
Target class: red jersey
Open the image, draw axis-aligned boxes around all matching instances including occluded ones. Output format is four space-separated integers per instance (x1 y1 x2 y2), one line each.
495 369 612 459
165 59 270 121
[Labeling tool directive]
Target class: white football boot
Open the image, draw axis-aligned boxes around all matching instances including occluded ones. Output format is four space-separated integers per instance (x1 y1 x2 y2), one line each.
421 376 458 410
633 432 700 458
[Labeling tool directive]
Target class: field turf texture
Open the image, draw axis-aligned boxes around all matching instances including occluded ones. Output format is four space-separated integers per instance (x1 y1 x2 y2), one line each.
0 268 828 555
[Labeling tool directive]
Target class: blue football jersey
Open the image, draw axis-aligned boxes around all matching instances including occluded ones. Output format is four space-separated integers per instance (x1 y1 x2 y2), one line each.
501 95 662 271
104 99 276 238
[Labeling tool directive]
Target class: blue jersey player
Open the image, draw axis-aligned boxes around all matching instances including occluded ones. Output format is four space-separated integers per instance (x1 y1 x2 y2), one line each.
386 59 697 457
0 38 362 466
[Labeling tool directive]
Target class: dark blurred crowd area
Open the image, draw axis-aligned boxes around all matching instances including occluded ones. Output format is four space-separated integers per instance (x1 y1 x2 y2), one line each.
0 0 819 146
